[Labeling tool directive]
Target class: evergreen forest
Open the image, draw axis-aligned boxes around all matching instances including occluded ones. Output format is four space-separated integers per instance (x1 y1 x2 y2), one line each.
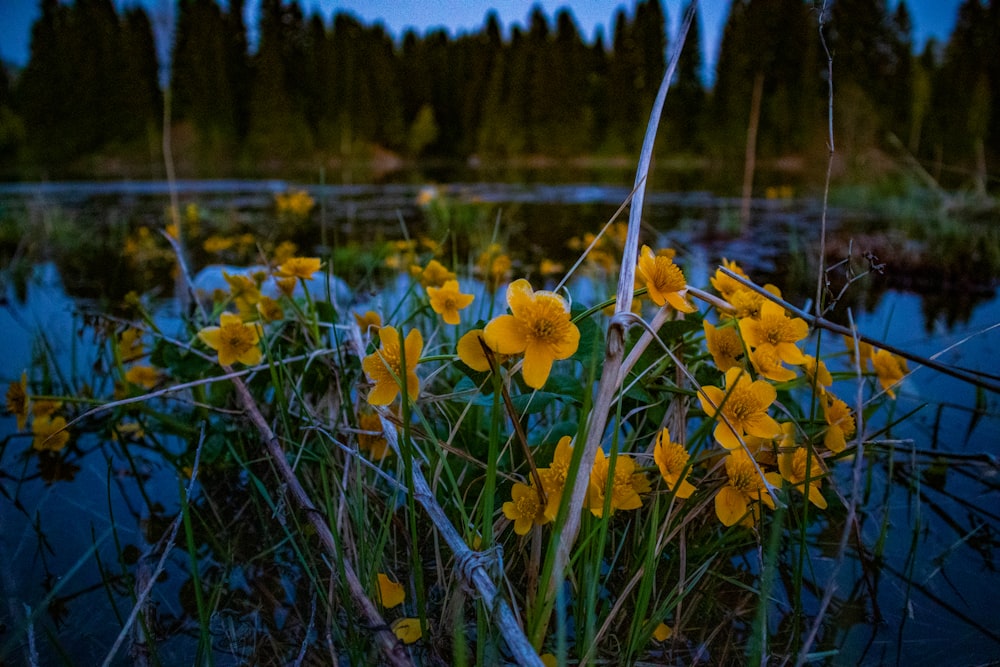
0 0 997 189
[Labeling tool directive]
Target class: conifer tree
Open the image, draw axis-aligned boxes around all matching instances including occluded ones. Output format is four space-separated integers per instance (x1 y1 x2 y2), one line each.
663 0 706 153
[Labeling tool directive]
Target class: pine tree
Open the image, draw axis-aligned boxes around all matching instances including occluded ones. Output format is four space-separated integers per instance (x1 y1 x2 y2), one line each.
247 0 313 160
663 1 706 153
119 8 162 149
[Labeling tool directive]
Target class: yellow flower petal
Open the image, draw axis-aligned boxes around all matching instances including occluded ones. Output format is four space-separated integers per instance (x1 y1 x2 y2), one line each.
391 617 422 644
377 573 406 609
715 485 748 526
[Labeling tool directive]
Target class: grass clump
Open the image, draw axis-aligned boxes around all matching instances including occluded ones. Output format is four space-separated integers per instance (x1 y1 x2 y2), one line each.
4 183 946 665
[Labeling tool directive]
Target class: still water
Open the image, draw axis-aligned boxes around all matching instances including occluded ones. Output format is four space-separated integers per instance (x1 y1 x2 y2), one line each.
1 180 998 664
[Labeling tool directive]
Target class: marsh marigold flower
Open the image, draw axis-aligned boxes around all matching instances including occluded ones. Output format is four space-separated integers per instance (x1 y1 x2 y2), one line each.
276 257 321 281
224 272 261 306
419 259 455 288
739 300 808 365
587 448 651 517
427 279 475 325
636 245 696 312
483 279 580 389
704 320 744 371
125 365 159 389
537 435 574 520
710 259 750 301
698 367 781 450
715 448 774 526
503 481 550 535
197 312 262 366
843 335 874 371
6 372 29 431
357 411 392 460
118 328 144 363
822 394 855 453
801 354 833 393
749 344 797 382
362 326 423 405
872 348 907 398
653 427 696 499
257 296 284 322
775 446 827 509
353 310 382 337
33 414 70 452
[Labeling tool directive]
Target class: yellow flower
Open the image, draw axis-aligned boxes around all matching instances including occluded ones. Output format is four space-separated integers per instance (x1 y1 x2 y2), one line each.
715 448 774 526
358 411 392 461
203 235 235 253
801 354 832 392
276 257 321 280
710 259 750 300
537 436 573 520
32 400 61 418
503 481 550 535
420 259 455 288
361 326 423 405
653 427 696 499
776 446 827 509
872 349 907 398
272 240 298 264
456 328 506 372
197 312 263 366
704 320 744 371
125 365 159 389
697 367 781 450
587 448 650 517
822 394 855 453
653 622 673 642
224 272 261 306
391 618 422 644
118 328 145 363
540 654 559 667
275 189 315 218
353 310 382 337
476 244 512 291
377 573 405 609
538 258 564 276
427 279 475 325
724 283 783 320
739 300 808 365
33 415 70 452
276 276 297 298
636 245 696 312
257 296 284 322
749 344 797 382
6 373 29 431
483 279 580 389
843 335 874 371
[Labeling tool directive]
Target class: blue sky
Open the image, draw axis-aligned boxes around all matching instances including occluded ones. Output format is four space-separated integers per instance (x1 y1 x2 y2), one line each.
0 0 964 79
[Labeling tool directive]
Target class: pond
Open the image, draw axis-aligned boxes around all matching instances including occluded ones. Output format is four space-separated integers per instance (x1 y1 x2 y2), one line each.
1 179 998 665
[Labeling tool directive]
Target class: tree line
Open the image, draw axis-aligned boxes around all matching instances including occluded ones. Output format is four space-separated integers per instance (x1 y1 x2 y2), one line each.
0 0 997 188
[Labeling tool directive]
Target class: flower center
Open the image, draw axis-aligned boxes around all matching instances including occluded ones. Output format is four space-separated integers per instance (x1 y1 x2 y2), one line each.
662 443 688 474
223 324 254 353
528 313 560 341
549 460 568 485
515 493 540 518
729 459 760 496
655 261 686 292
726 388 757 424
